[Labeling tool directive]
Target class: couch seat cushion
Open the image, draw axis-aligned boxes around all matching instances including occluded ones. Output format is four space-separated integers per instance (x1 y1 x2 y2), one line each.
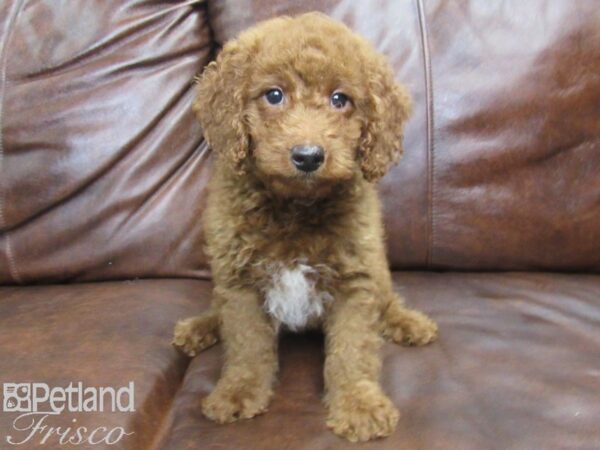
0 279 211 449
159 272 600 450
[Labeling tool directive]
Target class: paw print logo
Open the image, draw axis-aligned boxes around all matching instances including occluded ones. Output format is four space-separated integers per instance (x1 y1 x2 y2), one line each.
3 384 31 412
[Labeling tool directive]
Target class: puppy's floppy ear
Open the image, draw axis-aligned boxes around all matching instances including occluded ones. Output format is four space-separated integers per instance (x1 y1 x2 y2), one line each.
193 41 250 173
358 57 412 182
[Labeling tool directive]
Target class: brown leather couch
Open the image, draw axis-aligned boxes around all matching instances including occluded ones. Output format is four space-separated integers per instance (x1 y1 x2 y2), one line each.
1 1 599 449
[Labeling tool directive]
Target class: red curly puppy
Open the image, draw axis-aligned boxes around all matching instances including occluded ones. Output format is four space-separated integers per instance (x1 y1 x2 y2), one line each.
173 12 438 442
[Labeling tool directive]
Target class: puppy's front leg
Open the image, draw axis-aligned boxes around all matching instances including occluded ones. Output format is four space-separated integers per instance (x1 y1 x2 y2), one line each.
202 286 277 423
324 284 399 442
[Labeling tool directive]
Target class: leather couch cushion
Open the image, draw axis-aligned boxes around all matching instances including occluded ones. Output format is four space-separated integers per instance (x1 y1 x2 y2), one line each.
2 1 598 283
158 272 600 449
204 0 600 272
0 279 210 449
0 1 212 284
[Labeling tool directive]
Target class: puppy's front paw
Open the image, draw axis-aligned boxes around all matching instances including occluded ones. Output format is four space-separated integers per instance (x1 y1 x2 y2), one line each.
202 381 272 424
384 308 438 346
326 381 399 442
172 315 219 357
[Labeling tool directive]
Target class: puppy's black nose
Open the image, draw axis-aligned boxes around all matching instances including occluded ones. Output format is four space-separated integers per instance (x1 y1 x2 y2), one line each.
290 145 324 173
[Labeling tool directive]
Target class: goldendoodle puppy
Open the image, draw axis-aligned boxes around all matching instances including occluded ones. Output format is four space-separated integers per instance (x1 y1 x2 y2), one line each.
173 12 438 442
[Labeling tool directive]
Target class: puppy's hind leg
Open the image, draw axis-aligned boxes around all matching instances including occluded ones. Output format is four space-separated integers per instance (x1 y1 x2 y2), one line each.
381 295 438 346
173 309 220 357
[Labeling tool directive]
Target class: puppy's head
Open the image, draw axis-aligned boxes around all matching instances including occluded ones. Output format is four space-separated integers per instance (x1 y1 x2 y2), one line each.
194 12 411 198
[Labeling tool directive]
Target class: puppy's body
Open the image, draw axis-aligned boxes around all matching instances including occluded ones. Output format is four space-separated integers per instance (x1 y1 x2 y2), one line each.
205 165 391 328
173 13 438 442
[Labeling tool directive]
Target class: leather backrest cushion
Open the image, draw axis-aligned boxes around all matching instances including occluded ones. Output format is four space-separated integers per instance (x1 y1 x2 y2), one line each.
1 0 599 285
0 0 212 283
207 0 600 271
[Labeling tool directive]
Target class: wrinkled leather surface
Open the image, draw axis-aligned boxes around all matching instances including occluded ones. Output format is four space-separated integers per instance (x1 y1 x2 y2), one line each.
0 278 210 449
158 272 600 450
425 1 600 271
206 0 600 271
2 0 599 283
0 0 212 284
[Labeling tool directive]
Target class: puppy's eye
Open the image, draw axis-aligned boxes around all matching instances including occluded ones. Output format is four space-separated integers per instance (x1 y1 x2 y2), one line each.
331 92 350 109
264 88 284 105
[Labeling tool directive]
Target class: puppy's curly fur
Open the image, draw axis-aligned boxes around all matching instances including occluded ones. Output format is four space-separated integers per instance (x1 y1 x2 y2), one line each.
173 13 438 442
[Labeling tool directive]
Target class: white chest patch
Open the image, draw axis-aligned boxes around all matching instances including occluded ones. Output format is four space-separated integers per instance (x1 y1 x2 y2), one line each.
264 263 332 331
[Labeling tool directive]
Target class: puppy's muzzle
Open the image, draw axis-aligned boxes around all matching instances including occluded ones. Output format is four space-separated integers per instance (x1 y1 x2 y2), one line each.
290 145 324 173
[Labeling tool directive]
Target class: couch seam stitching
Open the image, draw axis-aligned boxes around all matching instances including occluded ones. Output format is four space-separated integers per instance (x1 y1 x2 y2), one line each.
416 0 435 268
0 0 24 284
